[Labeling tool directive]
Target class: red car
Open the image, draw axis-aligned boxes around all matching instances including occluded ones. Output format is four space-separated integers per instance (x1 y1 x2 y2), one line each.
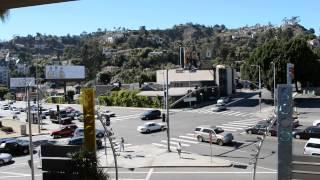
51 124 78 139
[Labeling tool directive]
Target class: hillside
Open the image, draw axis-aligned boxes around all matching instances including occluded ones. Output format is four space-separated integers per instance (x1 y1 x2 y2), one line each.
0 18 317 85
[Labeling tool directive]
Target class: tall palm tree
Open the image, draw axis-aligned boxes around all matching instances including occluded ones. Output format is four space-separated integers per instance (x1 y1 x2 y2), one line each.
0 9 9 22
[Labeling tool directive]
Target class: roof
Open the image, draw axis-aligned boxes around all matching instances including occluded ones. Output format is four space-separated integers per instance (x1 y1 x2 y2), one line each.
137 87 195 97
1 0 76 9
307 138 320 144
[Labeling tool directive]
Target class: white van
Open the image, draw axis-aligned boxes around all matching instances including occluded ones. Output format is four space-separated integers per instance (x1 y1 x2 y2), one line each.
304 138 320 156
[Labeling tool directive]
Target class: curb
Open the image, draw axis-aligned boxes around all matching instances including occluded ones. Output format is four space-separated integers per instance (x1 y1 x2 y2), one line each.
99 164 233 169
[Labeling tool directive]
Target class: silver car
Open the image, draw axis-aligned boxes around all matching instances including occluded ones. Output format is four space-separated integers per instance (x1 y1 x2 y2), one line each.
0 153 12 165
194 125 233 146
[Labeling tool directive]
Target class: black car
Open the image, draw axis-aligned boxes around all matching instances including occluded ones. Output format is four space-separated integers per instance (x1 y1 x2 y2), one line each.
140 110 161 120
68 136 103 149
246 123 277 136
293 126 320 139
0 139 30 155
0 138 16 145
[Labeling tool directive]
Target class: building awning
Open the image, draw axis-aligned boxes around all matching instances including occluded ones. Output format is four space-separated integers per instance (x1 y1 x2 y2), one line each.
137 87 195 97
1 0 76 9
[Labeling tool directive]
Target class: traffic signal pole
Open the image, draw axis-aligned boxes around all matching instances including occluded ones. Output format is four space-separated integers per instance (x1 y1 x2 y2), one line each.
166 69 171 152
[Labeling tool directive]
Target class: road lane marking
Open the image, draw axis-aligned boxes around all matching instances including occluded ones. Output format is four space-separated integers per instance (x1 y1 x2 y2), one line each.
145 168 153 180
186 133 195 136
161 140 190 147
106 171 276 174
152 143 166 147
221 124 249 128
171 138 198 144
179 135 197 140
233 118 258 122
227 122 256 126
217 125 244 130
220 128 237 132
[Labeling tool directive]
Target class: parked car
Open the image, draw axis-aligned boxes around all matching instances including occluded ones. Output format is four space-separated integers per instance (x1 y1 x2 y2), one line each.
0 138 16 145
211 103 227 112
217 97 230 104
0 153 13 166
293 126 320 139
304 138 320 156
140 110 161 120
0 139 30 155
246 122 277 136
51 124 78 138
100 110 116 117
73 128 106 139
312 120 320 127
68 136 102 149
137 122 167 133
194 125 233 146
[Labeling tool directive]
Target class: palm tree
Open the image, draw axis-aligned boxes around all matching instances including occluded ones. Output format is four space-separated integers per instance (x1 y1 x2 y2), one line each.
0 9 9 22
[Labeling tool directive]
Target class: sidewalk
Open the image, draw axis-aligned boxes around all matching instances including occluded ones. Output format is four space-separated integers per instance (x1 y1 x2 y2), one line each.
98 144 232 168
0 118 50 138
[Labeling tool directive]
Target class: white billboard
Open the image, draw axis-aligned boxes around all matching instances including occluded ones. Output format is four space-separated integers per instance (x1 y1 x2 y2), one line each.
45 65 85 80
10 77 35 88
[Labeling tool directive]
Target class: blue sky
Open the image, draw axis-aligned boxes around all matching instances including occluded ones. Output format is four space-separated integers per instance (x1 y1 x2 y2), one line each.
0 0 319 40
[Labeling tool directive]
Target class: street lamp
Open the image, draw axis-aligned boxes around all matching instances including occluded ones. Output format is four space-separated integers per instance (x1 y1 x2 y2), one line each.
251 65 261 112
270 62 276 110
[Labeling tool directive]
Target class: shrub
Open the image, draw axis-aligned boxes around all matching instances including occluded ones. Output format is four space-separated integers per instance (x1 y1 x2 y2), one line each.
1 126 14 133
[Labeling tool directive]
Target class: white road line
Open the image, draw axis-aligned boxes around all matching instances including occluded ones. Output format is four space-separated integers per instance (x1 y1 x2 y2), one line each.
221 124 249 128
233 119 259 123
217 111 233 115
161 140 190 147
222 128 238 132
152 143 166 147
217 125 244 130
0 172 31 176
234 112 246 116
227 122 256 126
171 138 198 144
145 168 154 180
107 171 276 174
186 133 195 136
179 135 197 140
225 111 242 115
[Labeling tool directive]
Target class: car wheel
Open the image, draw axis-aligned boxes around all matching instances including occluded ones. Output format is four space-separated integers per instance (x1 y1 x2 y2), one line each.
197 136 203 142
0 159 4 166
295 135 300 139
23 149 29 154
97 133 104 138
317 123 320 126
247 130 252 134
146 129 151 133
161 127 165 131
266 132 271 136
217 139 224 146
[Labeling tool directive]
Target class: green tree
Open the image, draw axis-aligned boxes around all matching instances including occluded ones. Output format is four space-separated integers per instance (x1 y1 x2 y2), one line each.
0 87 9 100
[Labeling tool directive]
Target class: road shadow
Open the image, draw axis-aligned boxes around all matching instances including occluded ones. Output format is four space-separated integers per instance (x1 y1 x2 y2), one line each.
180 157 195 160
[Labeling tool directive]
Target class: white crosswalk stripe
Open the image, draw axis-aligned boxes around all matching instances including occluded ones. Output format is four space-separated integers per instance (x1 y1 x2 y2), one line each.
171 138 198 144
217 125 244 130
161 140 190 147
152 143 167 148
186 108 256 117
179 135 197 140
111 114 142 121
221 124 248 128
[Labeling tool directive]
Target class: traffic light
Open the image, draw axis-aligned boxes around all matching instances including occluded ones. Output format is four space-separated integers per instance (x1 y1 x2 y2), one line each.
288 64 295 80
105 115 110 126
162 113 166 122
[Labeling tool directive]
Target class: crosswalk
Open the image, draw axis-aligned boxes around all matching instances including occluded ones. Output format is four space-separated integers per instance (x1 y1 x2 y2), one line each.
109 114 143 122
216 118 261 133
152 133 199 148
187 108 256 118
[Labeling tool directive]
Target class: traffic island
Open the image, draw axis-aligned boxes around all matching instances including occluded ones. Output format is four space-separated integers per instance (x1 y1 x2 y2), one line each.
98 144 232 168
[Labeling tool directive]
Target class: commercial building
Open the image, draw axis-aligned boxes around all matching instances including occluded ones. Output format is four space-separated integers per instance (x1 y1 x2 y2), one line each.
0 60 9 86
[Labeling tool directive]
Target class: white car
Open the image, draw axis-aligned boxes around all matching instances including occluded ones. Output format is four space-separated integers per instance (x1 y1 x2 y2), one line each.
217 97 230 104
137 122 167 133
211 104 227 112
312 120 320 126
304 138 320 156
100 110 116 117
0 153 12 165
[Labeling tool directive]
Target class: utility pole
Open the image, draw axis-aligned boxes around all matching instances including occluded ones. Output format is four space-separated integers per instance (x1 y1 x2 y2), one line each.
271 62 276 109
166 69 170 152
251 65 261 112
27 85 35 180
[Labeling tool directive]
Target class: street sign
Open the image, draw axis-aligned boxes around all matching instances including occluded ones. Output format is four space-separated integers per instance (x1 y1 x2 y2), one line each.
183 97 197 102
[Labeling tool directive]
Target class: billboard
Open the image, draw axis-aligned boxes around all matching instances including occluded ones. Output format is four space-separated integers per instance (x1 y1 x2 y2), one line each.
45 65 85 80
10 78 35 88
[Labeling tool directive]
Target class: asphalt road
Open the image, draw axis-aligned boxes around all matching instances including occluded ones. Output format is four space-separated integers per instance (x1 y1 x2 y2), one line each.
0 94 314 180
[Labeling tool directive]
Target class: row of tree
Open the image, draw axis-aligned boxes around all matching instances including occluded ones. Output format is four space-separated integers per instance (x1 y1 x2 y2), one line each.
241 37 320 92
